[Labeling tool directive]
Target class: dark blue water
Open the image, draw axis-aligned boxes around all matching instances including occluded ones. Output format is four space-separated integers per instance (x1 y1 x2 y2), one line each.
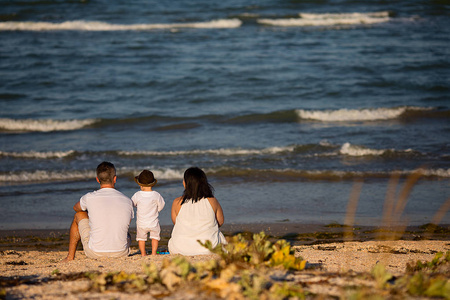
0 0 449 229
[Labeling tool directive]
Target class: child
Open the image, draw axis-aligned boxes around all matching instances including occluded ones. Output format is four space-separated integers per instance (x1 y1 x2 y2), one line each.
132 170 165 256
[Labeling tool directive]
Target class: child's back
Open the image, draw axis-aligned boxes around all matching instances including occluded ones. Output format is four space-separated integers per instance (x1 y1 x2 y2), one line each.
132 190 165 228
132 170 165 256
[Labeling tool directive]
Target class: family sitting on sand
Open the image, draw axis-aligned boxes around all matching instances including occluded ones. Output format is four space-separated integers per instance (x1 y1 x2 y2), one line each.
62 162 226 262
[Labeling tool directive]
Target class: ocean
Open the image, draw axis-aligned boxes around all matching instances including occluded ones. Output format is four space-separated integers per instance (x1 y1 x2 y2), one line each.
0 0 449 230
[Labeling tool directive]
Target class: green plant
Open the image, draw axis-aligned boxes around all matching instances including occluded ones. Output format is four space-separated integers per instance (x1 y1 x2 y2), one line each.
81 232 308 298
239 270 268 300
0 288 6 300
406 251 450 273
394 251 450 299
199 231 307 271
269 282 306 300
404 273 450 298
371 263 393 289
86 271 146 292
51 268 61 275
270 239 307 270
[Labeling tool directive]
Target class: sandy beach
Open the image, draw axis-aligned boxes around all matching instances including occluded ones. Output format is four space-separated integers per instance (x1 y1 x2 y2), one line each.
1 223 449 299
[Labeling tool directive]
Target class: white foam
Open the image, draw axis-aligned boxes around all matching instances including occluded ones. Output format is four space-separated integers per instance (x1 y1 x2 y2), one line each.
257 11 390 27
296 106 431 122
0 118 98 132
265 168 450 179
0 150 75 159
0 19 242 31
415 168 450 178
0 167 186 184
148 168 185 180
299 11 390 19
1 166 448 184
0 170 96 183
119 145 296 157
237 13 259 18
340 143 385 156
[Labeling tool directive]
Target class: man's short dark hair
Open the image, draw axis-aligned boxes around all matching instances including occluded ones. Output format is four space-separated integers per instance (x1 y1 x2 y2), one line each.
96 161 116 185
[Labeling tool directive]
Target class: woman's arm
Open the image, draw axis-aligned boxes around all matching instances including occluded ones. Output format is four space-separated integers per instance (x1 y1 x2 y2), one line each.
171 197 183 225
208 197 224 227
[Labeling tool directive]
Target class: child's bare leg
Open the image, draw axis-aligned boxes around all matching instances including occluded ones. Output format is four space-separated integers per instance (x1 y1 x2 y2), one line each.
61 212 87 262
151 238 158 255
138 240 147 256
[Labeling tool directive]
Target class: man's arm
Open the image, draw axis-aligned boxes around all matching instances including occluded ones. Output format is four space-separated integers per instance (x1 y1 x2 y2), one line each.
73 201 83 213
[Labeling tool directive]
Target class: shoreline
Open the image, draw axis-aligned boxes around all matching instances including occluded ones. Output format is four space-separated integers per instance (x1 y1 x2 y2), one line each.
1 222 449 252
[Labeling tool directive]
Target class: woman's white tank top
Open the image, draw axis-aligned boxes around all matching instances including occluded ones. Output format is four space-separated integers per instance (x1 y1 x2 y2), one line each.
168 198 226 256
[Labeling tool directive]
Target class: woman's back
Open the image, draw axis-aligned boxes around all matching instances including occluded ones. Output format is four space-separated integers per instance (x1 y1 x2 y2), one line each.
168 198 225 256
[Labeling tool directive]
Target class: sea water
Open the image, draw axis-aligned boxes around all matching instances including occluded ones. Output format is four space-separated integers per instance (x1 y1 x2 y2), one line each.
0 0 449 229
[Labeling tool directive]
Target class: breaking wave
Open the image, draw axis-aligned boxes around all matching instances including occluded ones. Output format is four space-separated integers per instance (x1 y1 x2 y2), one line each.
0 150 75 159
0 170 97 184
207 167 450 180
296 106 432 122
0 118 98 132
258 11 390 27
1 166 448 184
118 145 297 157
0 19 242 31
1 106 441 134
339 143 389 157
0 168 184 184
0 12 394 32
0 143 425 160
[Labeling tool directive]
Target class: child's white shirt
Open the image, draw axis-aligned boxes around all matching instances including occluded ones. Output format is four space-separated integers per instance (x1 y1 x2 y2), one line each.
132 191 165 229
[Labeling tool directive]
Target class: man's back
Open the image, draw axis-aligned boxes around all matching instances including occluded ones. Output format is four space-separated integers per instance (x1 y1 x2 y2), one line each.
81 188 134 252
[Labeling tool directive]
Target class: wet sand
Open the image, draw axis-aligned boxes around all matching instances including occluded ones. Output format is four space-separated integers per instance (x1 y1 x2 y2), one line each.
1 222 449 251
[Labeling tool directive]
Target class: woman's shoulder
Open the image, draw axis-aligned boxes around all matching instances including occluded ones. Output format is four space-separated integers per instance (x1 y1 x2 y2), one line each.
206 197 219 207
173 196 183 203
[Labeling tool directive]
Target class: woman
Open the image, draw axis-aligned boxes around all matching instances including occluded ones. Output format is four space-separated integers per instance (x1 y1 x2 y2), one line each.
168 167 226 255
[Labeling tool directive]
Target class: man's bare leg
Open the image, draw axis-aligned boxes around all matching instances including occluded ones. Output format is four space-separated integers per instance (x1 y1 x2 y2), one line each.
61 211 88 262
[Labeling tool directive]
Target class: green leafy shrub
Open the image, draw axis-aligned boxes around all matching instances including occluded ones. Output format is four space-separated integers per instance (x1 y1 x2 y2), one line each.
371 264 393 289
406 251 450 273
83 232 307 299
199 231 307 271
86 271 146 292
371 251 450 299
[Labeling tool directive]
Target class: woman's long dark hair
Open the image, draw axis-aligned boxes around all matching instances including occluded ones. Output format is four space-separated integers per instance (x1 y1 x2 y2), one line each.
181 167 214 204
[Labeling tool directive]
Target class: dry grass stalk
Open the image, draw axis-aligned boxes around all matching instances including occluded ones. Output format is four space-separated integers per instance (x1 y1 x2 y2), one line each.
379 170 422 269
344 179 363 240
341 179 363 272
423 197 450 240
380 172 400 230
430 197 450 225
377 169 423 241
393 169 422 217
341 169 443 271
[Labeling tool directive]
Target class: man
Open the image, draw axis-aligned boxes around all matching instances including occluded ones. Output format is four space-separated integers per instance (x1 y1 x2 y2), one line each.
62 161 134 262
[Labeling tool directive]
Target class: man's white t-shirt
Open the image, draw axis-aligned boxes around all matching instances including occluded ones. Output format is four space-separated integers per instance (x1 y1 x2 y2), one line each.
132 191 165 229
80 188 134 253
